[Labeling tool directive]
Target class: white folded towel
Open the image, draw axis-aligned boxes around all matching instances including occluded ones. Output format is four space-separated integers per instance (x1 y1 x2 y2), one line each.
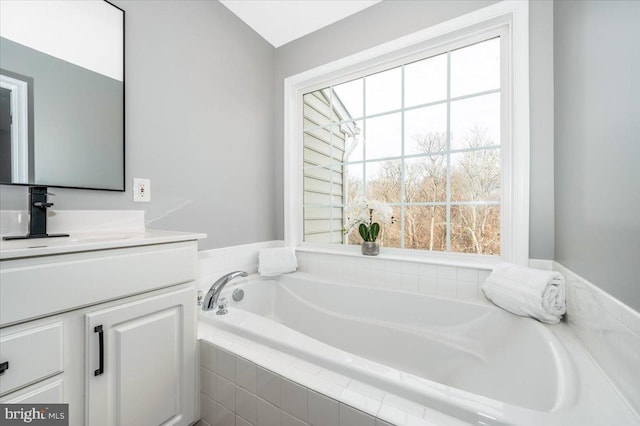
482 262 566 324
258 247 298 277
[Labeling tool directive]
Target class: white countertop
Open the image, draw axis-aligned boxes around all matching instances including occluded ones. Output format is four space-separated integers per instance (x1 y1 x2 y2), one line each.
0 230 206 260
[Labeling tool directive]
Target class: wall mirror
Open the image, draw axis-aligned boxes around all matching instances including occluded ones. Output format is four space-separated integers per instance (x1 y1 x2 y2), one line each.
0 0 124 191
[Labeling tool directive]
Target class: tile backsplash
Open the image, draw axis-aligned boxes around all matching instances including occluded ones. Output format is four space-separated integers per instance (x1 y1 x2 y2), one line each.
0 209 145 236
556 262 640 416
199 341 394 426
198 322 468 425
198 243 494 305
295 250 492 304
197 241 284 292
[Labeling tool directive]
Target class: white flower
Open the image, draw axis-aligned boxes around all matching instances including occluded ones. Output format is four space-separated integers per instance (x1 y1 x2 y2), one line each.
343 197 394 234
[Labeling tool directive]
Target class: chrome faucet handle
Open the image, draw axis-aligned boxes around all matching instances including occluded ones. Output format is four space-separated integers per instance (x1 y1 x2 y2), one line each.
216 298 228 315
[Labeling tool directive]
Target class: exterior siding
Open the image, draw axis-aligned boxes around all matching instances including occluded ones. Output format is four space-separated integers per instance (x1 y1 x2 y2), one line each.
302 90 349 244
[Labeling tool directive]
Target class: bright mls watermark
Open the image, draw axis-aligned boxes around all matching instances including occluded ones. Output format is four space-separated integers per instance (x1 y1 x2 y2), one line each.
1 404 68 425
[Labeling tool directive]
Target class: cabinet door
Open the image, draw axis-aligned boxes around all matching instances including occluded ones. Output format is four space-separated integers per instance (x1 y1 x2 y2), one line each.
85 287 196 426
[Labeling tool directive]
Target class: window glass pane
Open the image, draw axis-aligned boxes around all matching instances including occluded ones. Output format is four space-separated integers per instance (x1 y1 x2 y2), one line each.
345 163 363 204
404 104 447 155
347 228 362 246
450 38 500 98
303 90 333 129
303 164 341 204
450 149 500 202
404 205 447 251
304 207 343 244
333 78 363 120
329 231 344 244
303 188 333 205
304 206 342 220
366 67 401 115
450 93 500 150
346 206 401 247
365 160 401 203
342 120 364 163
365 113 401 160
381 205 402 248
404 54 447 107
344 204 400 247
303 130 331 167
303 164 341 182
331 184 343 206
303 125 346 166
450 205 500 255
404 156 447 203
331 125 347 163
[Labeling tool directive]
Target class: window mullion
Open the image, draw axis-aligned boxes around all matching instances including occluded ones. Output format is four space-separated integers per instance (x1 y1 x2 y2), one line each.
329 91 335 244
400 65 406 249
302 87 501 132
446 51 452 253
362 78 367 200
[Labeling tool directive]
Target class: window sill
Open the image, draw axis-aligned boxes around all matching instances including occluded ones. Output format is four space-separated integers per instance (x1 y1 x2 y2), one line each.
295 244 499 270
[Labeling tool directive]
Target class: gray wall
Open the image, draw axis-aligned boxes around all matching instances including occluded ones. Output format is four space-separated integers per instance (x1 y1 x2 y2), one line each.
554 0 640 310
0 0 277 250
528 0 555 260
274 0 556 260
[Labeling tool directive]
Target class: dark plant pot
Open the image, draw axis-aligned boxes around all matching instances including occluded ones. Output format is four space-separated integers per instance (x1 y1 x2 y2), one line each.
361 241 380 256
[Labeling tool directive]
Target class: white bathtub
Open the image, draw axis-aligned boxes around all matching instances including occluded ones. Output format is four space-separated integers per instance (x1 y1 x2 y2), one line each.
199 272 637 425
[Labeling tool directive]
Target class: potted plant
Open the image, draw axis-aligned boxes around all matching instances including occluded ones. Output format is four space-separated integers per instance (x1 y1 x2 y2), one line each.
344 196 395 256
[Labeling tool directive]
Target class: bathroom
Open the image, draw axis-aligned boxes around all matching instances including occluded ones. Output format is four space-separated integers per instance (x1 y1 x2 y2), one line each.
0 0 638 425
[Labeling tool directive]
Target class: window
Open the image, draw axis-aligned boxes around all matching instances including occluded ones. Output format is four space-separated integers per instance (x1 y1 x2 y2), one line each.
285 2 529 264
303 37 503 254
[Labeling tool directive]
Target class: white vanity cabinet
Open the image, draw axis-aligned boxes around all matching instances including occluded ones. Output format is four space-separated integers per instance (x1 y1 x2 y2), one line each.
0 232 203 426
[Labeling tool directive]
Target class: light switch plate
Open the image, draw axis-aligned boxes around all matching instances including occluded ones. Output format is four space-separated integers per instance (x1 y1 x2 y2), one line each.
133 178 150 202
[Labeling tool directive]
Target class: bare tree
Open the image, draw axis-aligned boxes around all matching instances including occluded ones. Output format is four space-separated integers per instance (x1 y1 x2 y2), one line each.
345 127 500 254
450 126 500 254
403 132 448 250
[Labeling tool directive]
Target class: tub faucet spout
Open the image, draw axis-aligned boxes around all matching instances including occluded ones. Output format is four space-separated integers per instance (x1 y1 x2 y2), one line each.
202 271 248 311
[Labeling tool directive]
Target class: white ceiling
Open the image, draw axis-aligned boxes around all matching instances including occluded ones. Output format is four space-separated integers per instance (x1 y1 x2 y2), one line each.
219 0 382 48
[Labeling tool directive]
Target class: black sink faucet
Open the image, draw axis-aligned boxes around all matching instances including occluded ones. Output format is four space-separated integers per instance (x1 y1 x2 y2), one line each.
28 186 54 237
2 186 69 240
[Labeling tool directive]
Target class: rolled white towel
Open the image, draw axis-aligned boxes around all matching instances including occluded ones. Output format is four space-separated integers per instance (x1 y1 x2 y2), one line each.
258 247 297 277
482 262 566 324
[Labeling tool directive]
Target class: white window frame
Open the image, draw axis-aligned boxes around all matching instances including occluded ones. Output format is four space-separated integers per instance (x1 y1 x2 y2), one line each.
284 1 529 266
